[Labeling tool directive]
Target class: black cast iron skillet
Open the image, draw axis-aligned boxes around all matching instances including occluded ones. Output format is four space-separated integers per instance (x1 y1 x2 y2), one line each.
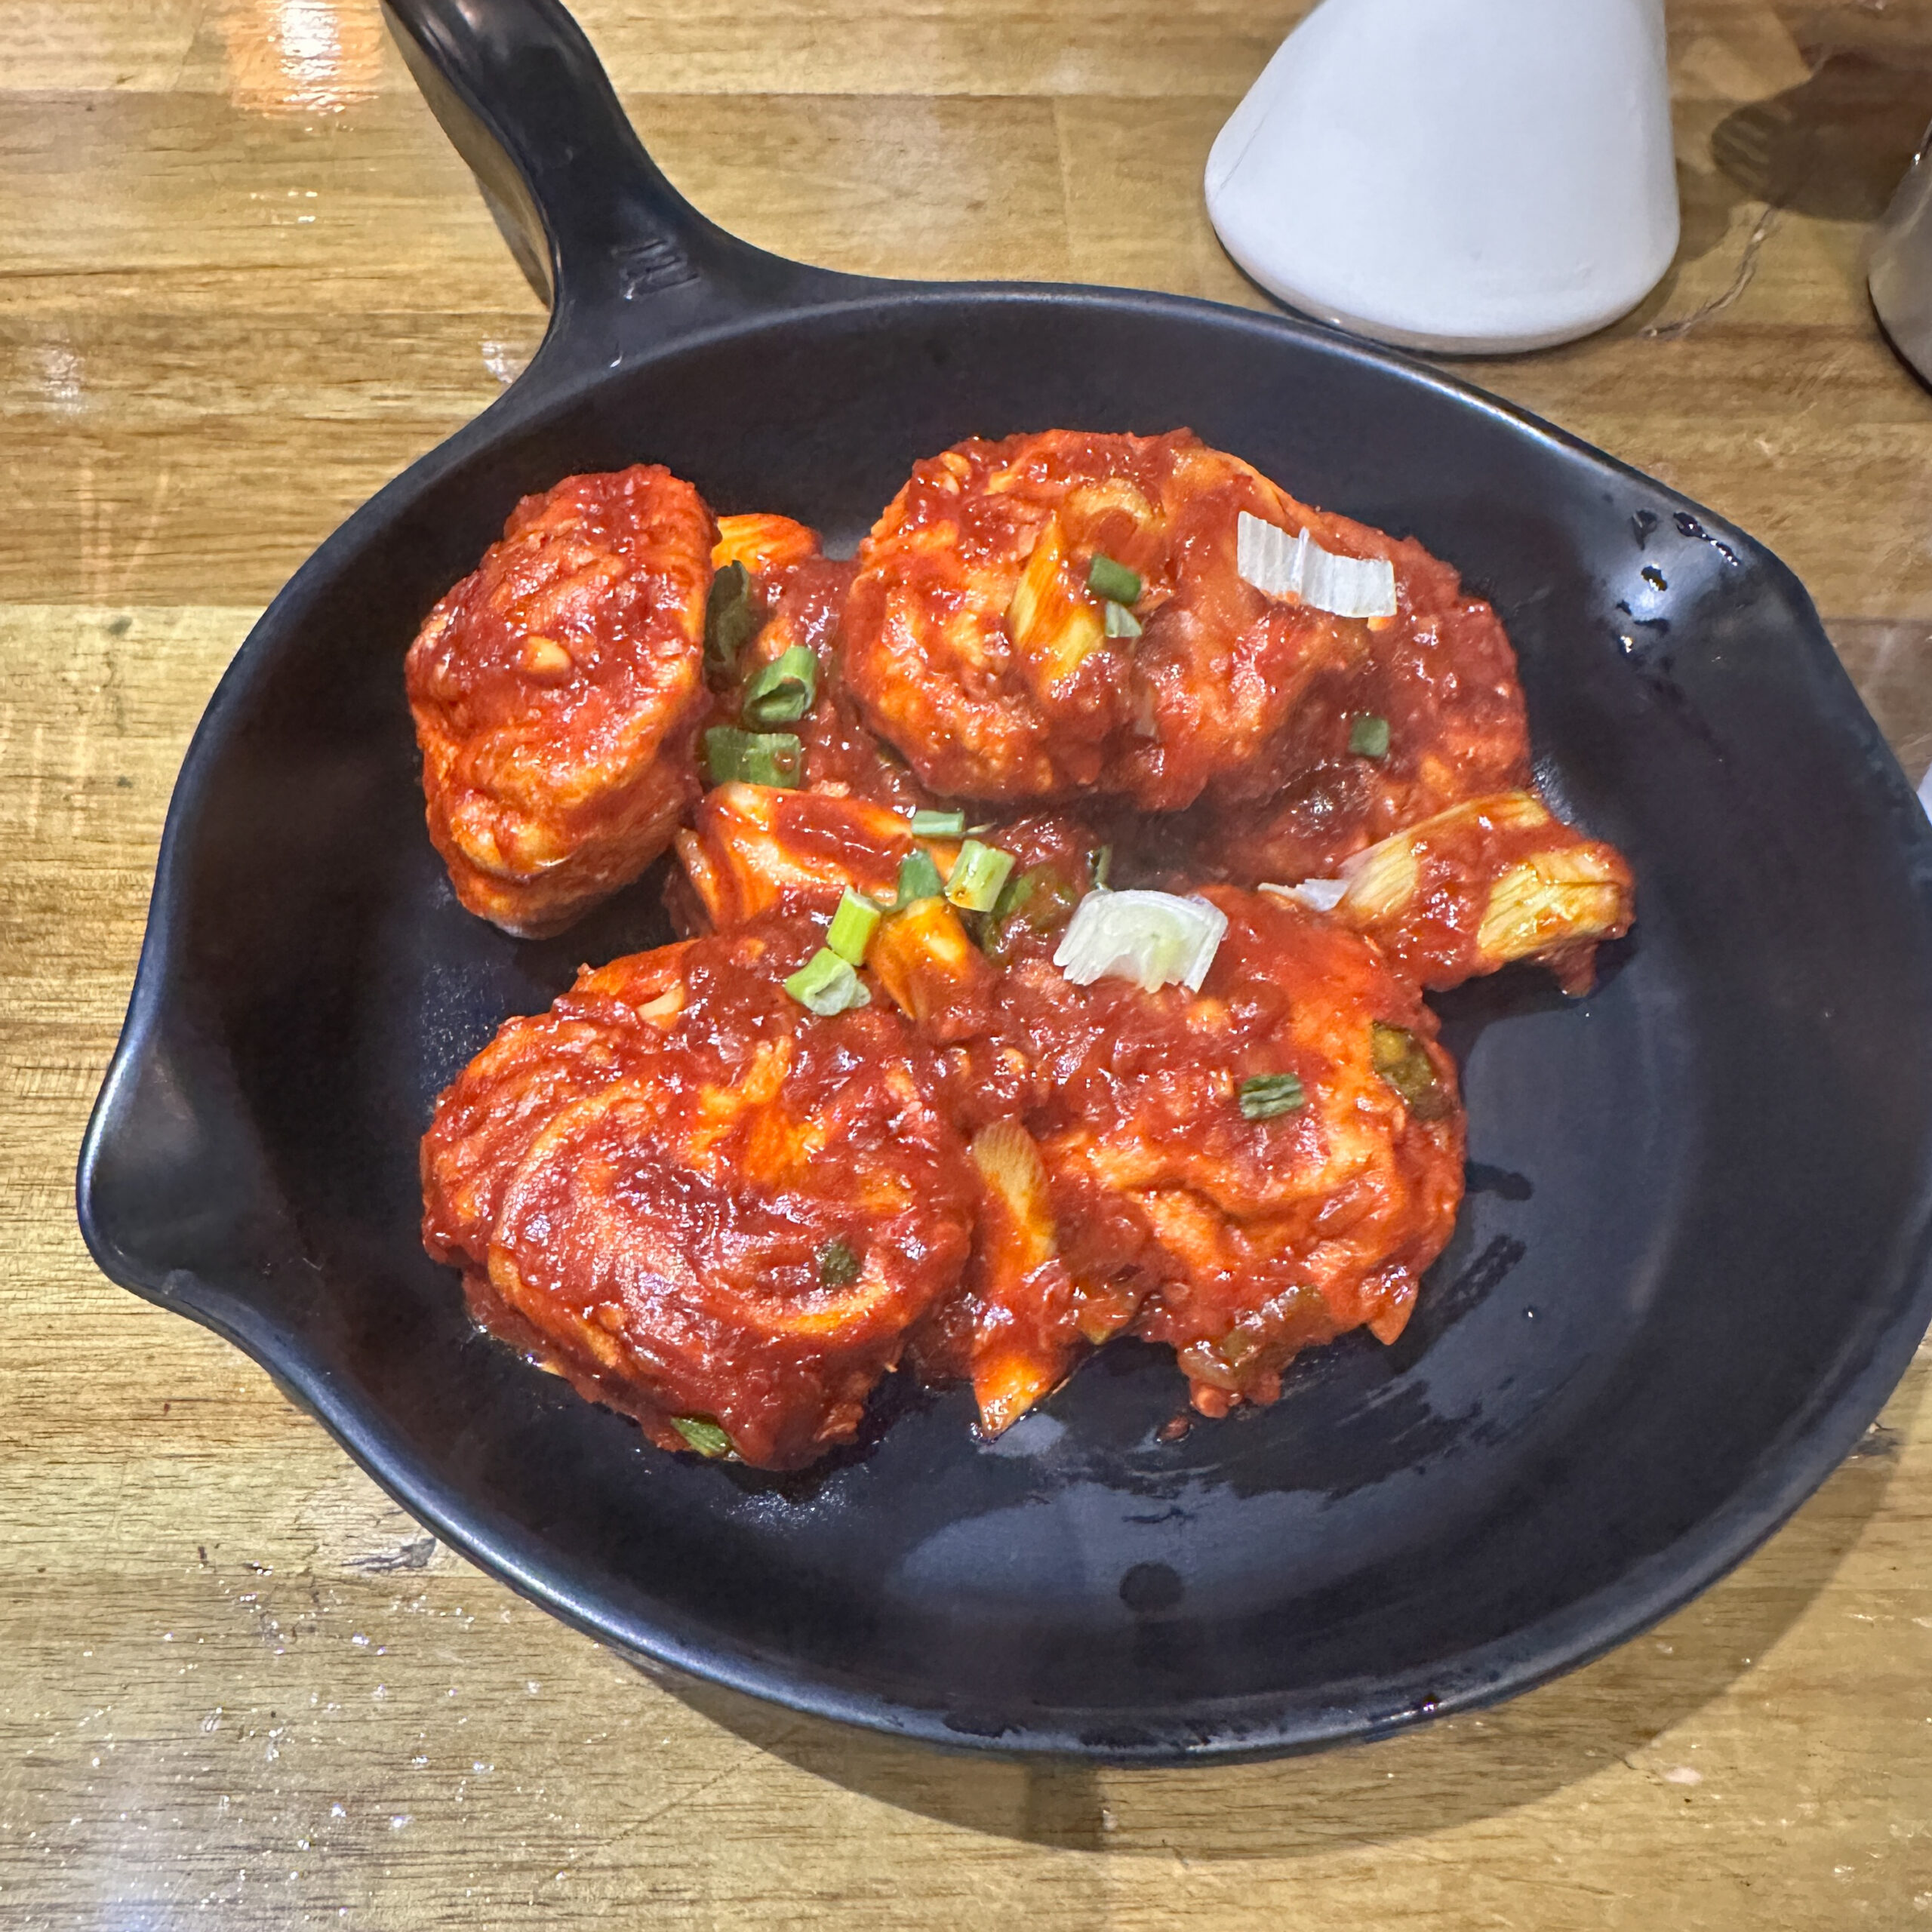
77 0 1932 1764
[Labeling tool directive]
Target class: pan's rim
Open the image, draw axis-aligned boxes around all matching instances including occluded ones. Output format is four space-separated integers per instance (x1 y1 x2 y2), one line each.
75 278 1932 1765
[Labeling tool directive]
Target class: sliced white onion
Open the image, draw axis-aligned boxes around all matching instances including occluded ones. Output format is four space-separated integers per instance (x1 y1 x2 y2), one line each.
1263 876 1349 914
1237 510 1398 620
1236 513 1306 599
1053 889 1228 994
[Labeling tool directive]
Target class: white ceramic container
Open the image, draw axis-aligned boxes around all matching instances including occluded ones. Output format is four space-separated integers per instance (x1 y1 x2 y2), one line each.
1205 0 1681 353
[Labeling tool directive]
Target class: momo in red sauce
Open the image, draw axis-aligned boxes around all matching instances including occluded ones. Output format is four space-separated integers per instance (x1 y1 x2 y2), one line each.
414 430 1634 1468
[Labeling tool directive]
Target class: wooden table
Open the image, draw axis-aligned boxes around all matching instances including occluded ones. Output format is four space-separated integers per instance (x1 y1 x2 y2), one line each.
5 2 1931 1923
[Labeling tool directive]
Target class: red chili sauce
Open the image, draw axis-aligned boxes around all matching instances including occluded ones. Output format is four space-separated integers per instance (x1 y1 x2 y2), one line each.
405 464 713 936
421 918 977 1469
1197 525 1532 884
1345 801 1636 995
841 429 1374 808
721 551 939 811
933 889 1467 1418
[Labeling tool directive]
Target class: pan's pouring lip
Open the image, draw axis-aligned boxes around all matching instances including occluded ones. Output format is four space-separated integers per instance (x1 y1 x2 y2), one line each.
72 270 1932 1764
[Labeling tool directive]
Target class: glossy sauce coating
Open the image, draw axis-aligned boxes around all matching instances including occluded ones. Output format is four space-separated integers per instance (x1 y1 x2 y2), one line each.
968 813 1108 968
674 785 1107 1028
666 798 1471 1426
713 512 822 578
841 429 1381 808
1198 521 1533 879
413 439 1635 1466
421 918 977 1469
713 521 937 811
675 783 922 931
405 465 714 937
987 889 1465 1416
1290 791 1635 993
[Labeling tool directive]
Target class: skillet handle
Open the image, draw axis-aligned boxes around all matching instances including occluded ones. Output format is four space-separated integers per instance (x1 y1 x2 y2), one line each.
381 0 822 361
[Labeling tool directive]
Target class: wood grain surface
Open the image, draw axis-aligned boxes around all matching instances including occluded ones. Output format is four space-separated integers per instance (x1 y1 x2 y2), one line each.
4 2 1931 1925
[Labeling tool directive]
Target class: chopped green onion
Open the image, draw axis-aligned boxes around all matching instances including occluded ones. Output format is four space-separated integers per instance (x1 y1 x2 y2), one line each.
704 561 759 678
669 1414 733 1458
1371 1022 1452 1120
1088 554 1143 605
1349 713 1391 759
742 645 817 725
909 808 967 838
826 889 881 965
1239 1072 1307 1121
895 848 945 906
818 1237 861 1288
1104 600 1143 639
703 726 802 789
992 867 1035 923
1090 845 1112 890
946 839 1017 913
784 947 871 1015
